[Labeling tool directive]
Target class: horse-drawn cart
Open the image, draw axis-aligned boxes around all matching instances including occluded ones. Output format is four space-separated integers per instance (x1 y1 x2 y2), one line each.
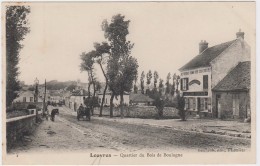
77 107 91 121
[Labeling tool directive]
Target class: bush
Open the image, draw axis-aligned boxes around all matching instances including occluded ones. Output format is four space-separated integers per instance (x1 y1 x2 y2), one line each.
176 94 188 121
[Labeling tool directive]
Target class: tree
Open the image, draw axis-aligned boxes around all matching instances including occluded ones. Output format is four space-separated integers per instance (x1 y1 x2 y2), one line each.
134 74 138 93
6 6 30 107
159 79 164 95
102 14 138 118
153 71 159 90
165 72 171 96
146 70 152 88
171 73 177 96
94 42 111 116
80 51 96 114
177 94 187 121
140 71 145 94
67 84 77 92
176 75 180 94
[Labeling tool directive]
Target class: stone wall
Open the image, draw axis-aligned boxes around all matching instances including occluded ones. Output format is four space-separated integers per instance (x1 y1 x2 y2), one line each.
212 91 249 119
94 106 179 119
6 115 37 149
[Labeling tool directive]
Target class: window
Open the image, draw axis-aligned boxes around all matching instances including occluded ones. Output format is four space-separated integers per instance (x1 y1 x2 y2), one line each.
30 97 33 102
105 98 107 104
23 97 26 102
185 98 189 110
189 98 193 110
181 78 189 91
203 75 208 90
200 98 204 111
199 69 203 73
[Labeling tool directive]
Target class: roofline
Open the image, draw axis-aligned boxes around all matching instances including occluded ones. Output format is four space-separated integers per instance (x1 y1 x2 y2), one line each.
179 39 238 71
210 39 238 65
179 65 211 72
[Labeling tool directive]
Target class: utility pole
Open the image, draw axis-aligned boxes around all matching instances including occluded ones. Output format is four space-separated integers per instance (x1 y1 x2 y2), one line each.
43 79 47 115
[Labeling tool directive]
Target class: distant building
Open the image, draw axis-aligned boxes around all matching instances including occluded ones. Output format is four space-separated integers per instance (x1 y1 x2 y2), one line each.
13 91 43 103
69 89 89 111
97 92 130 106
179 30 250 119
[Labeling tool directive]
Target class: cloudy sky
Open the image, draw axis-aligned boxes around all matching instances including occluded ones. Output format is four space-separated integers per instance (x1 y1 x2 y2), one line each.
17 2 255 85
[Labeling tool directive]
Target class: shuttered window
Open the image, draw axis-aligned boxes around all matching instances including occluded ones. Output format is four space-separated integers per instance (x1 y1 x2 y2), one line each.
203 75 208 90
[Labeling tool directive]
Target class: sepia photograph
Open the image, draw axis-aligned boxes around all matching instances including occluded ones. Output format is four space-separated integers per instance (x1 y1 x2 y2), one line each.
2 1 256 165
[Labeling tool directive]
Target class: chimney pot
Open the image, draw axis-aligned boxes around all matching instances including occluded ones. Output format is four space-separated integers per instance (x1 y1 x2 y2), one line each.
199 40 208 54
236 29 245 39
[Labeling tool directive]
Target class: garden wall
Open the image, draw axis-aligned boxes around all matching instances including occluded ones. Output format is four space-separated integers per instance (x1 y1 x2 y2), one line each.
94 106 179 119
6 113 37 150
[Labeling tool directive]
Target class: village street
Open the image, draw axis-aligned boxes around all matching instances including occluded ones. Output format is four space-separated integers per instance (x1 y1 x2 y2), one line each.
8 106 251 154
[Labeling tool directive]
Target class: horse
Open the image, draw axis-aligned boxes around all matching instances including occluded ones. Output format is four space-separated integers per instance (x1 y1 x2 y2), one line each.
51 109 59 121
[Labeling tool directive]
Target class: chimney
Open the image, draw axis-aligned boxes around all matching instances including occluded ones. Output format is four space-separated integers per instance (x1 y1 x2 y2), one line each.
199 40 208 54
236 29 244 39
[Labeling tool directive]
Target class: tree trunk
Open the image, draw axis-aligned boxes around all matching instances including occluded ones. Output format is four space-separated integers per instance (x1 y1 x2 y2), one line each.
99 63 108 117
110 92 115 118
120 92 124 118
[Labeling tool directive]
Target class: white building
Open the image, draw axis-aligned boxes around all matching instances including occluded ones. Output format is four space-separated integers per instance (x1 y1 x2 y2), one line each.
97 92 130 106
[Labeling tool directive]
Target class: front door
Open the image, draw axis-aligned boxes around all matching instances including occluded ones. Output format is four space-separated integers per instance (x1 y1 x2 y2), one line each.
216 95 221 118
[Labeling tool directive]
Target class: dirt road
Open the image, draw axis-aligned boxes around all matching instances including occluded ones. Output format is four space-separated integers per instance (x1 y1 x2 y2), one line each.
9 106 251 154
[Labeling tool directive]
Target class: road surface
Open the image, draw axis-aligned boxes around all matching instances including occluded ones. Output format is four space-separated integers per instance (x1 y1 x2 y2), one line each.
9 106 251 154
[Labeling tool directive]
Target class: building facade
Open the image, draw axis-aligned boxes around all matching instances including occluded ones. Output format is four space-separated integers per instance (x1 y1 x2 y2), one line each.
179 30 250 119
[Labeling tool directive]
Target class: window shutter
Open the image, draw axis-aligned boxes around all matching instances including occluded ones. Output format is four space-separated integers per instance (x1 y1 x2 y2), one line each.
186 78 189 90
180 79 183 90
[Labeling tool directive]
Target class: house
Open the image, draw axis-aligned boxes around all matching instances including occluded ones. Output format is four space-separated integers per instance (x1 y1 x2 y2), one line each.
69 89 89 111
179 30 250 118
97 91 130 106
129 93 154 106
13 91 35 103
212 61 250 119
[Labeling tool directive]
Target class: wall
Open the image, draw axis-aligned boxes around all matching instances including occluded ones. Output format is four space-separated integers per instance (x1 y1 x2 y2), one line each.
94 106 179 119
211 38 250 88
212 91 249 119
6 114 37 150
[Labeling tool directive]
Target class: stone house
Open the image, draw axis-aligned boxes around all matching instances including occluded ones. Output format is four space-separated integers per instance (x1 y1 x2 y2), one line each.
179 30 250 119
97 91 130 107
212 61 250 119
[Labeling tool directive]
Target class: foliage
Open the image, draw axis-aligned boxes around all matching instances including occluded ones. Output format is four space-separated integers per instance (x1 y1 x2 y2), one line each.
84 96 99 108
165 72 171 95
153 71 159 90
176 94 187 121
140 71 145 94
66 83 77 92
146 70 152 87
153 91 165 119
6 6 30 106
102 14 138 117
159 79 164 95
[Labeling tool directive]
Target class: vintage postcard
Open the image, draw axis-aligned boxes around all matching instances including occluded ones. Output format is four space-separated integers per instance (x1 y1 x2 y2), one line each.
2 1 256 165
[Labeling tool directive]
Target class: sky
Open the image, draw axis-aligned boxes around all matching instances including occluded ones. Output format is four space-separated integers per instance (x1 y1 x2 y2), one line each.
16 2 255 85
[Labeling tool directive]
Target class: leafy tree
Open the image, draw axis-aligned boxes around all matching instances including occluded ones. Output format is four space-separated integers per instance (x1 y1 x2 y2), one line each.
153 90 165 119
153 71 159 90
159 79 164 95
80 51 96 114
102 14 138 117
134 74 138 93
146 70 152 89
176 75 180 94
140 71 145 94
165 72 171 96
177 94 187 121
6 6 30 107
94 42 111 116
171 73 177 96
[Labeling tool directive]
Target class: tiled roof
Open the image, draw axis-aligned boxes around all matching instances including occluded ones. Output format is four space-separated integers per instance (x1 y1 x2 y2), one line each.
213 61 250 91
129 93 154 103
179 39 237 71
